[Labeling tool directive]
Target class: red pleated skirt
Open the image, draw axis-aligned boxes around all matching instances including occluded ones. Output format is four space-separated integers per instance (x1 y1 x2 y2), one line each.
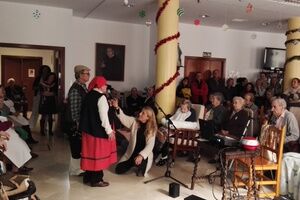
81 132 117 171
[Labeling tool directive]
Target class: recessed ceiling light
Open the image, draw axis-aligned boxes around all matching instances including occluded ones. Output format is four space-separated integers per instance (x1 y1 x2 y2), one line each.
232 18 248 22
201 14 209 18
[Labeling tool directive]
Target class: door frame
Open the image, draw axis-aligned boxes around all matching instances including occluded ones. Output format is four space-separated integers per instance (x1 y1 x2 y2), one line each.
0 42 65 101
1 55 43 85
184 56 226 79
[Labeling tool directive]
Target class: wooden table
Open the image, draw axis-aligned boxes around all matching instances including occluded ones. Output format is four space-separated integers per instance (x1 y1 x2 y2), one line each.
221 148 259 200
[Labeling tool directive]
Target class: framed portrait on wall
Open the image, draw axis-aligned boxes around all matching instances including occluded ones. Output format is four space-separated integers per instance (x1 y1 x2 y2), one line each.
95 43 125 81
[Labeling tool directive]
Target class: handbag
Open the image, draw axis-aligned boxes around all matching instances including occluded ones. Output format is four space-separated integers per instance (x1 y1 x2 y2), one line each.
0 182 8 200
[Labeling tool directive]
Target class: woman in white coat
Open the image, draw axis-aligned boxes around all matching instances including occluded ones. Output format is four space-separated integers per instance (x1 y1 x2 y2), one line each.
112 99 157 177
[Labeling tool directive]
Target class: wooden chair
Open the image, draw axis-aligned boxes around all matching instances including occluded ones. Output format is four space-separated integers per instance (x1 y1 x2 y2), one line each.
233 125 286 199
169 104 204 163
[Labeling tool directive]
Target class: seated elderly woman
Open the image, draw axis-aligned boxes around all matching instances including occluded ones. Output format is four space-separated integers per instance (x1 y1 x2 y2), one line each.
155 99 198 166
269 98 299 152
161 99 198 129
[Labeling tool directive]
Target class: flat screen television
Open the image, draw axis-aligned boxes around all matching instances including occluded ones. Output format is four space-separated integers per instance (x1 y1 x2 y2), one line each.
263 47 286 69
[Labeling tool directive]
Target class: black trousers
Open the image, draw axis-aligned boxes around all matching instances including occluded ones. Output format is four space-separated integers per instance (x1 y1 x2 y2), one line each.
115 157 147 175
83 171 103 184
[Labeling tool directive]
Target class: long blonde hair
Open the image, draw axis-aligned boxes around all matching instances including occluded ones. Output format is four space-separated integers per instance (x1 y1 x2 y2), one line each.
141 106 157 140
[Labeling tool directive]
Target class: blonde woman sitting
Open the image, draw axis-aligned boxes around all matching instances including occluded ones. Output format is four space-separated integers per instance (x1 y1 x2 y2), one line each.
111 99 157 177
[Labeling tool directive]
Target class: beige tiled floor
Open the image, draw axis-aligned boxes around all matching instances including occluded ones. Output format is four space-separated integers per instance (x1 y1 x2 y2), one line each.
28 132 224 200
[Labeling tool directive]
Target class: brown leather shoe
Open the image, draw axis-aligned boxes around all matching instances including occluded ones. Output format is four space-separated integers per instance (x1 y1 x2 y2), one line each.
91 181 109 187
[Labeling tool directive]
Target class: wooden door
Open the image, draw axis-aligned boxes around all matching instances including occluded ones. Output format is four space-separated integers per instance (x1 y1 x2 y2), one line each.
184 56 226 82
1 56 42 110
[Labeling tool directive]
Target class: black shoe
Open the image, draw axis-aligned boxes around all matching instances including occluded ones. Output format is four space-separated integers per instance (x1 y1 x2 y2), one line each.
156 158 167 166
30 152 39 159
208 159 217 164
28 138 39 144
135 169 144 177
18 166 33 174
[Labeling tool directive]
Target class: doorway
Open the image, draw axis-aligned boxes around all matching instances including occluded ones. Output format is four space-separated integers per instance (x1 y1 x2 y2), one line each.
0 43 65 106
1 55 42 110
184 56 226 81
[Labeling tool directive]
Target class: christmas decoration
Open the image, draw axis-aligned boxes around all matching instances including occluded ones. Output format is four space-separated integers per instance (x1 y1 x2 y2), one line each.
194 19 201 26
153 0 181 97
285 39 300 46
286 28 300 35
285 55 300 68
139 10 146 18
177 8 184 17
154 32 180 54
153 71 180 97
156 0 170 23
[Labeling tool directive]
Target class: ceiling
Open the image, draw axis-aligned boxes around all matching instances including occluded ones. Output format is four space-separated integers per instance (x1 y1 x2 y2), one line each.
2 0 300 33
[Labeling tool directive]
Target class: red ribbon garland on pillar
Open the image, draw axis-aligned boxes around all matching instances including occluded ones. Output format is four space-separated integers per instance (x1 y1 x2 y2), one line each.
154 0 180 96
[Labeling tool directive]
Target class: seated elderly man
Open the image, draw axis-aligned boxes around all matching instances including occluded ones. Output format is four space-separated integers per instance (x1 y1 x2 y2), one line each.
270 98 299 152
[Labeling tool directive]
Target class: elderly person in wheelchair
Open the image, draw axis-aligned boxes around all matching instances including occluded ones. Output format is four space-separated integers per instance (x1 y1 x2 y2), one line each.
155 99 199 166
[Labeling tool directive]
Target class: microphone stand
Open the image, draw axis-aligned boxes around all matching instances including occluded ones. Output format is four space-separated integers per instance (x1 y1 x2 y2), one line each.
144 101 189 188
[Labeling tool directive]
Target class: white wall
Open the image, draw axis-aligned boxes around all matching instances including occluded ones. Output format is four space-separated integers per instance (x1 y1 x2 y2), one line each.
0 1 286 96
0 1 151 94
149 23 286 83
70 17 150 91
177 24 286 81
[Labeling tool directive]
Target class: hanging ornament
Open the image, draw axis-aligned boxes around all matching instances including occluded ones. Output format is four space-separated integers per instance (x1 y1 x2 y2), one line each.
145 20 152 26
177 8 184 17
32 9 41 19
222 24 229 31
194 19 201 26
139 10 146 18
246 3 253 13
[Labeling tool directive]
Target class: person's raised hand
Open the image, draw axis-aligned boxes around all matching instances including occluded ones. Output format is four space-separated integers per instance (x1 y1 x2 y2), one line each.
111 98 119 109
0 131 10 140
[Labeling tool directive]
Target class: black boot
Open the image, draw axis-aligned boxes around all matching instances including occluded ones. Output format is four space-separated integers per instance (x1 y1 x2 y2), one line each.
48 117 53 136
23 125 38 144
40 119 45 136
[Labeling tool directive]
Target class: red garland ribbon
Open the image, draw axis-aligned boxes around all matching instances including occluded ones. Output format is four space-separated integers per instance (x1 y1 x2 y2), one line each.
154 32 180 54
153 71 180 97
153 0 180 97
156 0 171 23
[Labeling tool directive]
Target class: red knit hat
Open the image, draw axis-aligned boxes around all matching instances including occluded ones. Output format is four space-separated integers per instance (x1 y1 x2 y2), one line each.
88 76 107 91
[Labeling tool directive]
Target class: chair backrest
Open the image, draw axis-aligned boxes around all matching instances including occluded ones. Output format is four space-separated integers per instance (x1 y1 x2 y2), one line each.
191 104 205 120
259 125 286 163
243 108 253 137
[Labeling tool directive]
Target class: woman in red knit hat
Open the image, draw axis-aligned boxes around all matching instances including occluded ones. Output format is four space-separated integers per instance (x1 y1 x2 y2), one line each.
79 76 117 187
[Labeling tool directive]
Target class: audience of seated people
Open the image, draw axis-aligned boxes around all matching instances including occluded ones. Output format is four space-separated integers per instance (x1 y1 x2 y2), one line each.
0 85 35 175
191 72 208 105
207 69 225 96
176 77 192 105
5 78 28 119
126 87 144 116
